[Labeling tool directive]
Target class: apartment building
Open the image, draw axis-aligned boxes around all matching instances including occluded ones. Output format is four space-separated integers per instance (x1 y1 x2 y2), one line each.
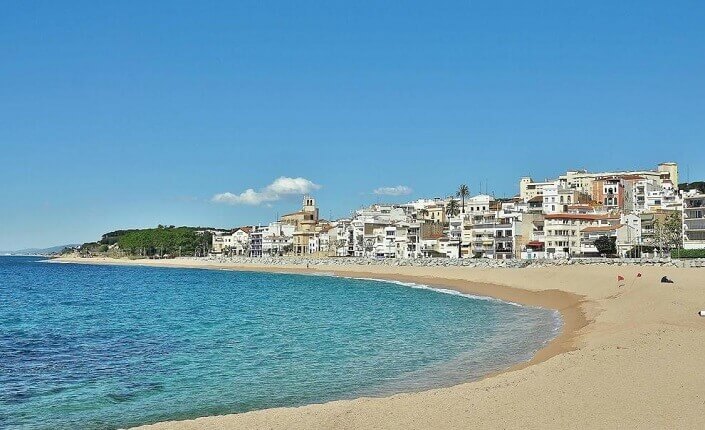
463 194 495 213
625 178 656 212
249 226 265 257
564 163 678 196
211 227 251 256
519 177 555 200
542 182 581 213
262 222 295 256
211 231 231 255
592 176 625 210
403 223 422 258
308 226 334 256
521 162 679 201
494 214 517 260
515 212 545 258
463 211 498 258
682 191 705 249
544 213 613 258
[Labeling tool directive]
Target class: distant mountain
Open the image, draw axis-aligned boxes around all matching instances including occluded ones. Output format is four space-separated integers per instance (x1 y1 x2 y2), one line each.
1 244 80 256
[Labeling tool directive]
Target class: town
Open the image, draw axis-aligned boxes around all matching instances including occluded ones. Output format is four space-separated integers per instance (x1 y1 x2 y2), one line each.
210 162 705 259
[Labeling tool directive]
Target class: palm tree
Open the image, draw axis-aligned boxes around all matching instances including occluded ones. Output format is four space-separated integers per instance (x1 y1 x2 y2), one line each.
446 199 460 218
446 198 462 258
418 208 429 221
456 184 470 214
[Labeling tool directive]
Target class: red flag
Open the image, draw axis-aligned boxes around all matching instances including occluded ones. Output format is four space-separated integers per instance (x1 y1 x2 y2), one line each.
617 275 625 281
637 273 642 278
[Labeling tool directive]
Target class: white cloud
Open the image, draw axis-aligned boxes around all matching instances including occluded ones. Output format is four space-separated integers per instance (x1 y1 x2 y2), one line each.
212 177 321 206
373 185 413 196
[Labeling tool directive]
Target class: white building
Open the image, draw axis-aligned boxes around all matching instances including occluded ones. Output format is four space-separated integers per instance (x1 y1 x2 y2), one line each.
463 194 495 213
519 177 555 201
682 190 705 249
262 222 295 256
211 227 251 256
541 182 581 214
522 162 679 201
249 226 265 257
463 211 498 258
544 213 615 258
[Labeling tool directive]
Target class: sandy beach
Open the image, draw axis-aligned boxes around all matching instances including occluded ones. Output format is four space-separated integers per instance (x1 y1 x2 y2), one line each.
54 256 705 429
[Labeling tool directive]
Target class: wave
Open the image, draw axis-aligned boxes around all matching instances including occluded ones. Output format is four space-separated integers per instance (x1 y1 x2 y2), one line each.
355 277 525 306
316 274 563 336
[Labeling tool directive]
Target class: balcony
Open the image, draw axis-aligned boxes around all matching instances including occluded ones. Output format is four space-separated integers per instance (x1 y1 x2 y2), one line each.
684 220 705 231
684 200 705 209
470 223 496 229
473 246 494 252
545 233 571 238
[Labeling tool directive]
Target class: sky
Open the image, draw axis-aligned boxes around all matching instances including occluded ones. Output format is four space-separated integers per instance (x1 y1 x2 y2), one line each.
1 1 704 250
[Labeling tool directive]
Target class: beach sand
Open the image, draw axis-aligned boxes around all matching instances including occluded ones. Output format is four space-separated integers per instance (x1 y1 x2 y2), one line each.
54 257 705 429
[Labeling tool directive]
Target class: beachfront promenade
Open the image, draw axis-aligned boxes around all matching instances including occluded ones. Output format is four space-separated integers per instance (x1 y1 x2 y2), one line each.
197 255 705 268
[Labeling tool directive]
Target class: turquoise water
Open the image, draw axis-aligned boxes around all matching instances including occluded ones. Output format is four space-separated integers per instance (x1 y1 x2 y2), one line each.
0 256 560 429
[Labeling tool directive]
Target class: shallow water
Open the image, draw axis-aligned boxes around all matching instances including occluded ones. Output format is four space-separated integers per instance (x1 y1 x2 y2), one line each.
0 256 560 429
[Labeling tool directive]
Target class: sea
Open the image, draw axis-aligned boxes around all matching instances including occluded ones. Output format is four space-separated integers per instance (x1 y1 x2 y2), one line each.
0 256 560 429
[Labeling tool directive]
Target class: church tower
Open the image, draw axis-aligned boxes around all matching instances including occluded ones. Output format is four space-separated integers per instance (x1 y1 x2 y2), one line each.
302 196 319 222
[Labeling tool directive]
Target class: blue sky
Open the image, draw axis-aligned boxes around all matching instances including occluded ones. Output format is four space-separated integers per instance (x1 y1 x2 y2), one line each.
1 1 704 249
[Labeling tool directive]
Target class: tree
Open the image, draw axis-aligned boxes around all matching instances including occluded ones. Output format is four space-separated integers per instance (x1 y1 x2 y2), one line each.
446 199 460 218
446 198 462 258
663 212 683 253
678 181 705 194
116 227 212 257
653 219 665 255
456 184 470 214
417 208 429 221
334 239 347 256
654 213 683 256
594 235 616 256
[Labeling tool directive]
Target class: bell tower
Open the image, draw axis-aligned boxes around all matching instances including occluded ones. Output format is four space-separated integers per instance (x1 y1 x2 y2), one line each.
302 196 319 221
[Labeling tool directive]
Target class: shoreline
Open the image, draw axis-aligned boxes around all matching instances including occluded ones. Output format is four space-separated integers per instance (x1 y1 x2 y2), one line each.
52 257 586 423
50 256 588 377
51 256 705 429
